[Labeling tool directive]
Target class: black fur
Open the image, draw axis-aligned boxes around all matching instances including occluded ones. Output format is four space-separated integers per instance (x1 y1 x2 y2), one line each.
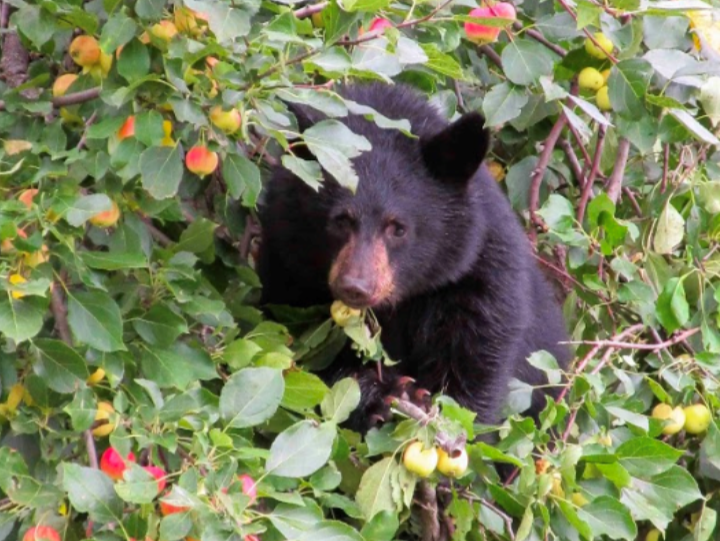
256 83 570 432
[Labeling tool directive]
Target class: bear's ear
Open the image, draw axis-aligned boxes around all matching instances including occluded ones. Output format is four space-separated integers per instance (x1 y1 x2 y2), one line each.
420 112 491 184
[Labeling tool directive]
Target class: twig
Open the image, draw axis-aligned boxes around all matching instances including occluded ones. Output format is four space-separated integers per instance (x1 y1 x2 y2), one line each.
515 23 566 57
293 1 328 18
392 398 467 455
84 430 99 469
555 0 618 63
569 327 700 351
76 111 98 151
565 119 593 168
1 2 10 28
576 124 607 223
660 144 670 193
140 217 173 247
559 138 584 189
51 279 72 345
623 187 643 217
453 80 466 113
478 45 503 69
417 481 442 541
529 114 567 240
605 137 630 204
0 87 101 112
480 498 516 541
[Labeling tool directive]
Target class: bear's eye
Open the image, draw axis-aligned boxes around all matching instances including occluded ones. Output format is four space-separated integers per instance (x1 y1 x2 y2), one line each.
386 221 406 238
331 213 355 232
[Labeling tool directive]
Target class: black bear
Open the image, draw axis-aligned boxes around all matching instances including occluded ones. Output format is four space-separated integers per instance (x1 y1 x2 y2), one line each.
256 83 570 432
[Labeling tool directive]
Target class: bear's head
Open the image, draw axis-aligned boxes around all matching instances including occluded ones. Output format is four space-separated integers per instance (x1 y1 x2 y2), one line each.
289 90 492 310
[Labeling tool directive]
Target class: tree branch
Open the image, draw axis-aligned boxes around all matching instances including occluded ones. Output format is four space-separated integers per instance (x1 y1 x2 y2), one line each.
528 114 567 241
576 123 607 223
391 398 467 456
0 87 101 112
293 1 328 18
515 23 567 57
478 44 503 69
417 481 442 541
51 280 72 345
606 137 630 204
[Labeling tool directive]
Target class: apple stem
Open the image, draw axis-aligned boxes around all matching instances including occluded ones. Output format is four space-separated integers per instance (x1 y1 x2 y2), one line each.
392 398 467 455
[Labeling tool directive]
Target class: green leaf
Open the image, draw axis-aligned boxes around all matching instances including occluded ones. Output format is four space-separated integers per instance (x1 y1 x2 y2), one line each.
355 456 398 520
33 339 89 394
175 218 218 254
223 153 261 206
118 39 151 82
298 522 364 541
140 343 217 389
82 251 147 270
62 464 123 523
14 6 57 49
281 370 329 413
67 290 126 353
269 502 323 538
159 512 192 541
656 277 689 334
420 44 465 80
321 378 361 424
140 146 184 200
64 194 114 227
576 496 637 540
616 437 683 477
132 304 188 347
482 83 529 127
266 421 337 478
303 120 371 192
115 464 162 504
669 108 720 145
501 39 558 86
281 155 323 190
653 203 685 254
100 12 138 54
695 506 717 541
0 296 44 343
64 388 97 432
220 367 284 428
607 59 653 120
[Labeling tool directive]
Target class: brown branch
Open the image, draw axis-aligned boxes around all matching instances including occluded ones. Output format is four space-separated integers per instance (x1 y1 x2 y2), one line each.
480 498 515 540
515 23 567 57
84 429 99 469
565 118 593 169
660 144 670 193
76 111 98 151
576 124 607 223
417 481 442 541
554 0 618 63
528 114 567 241
478 44 503 69
559 138 584 189
570 327 700 351
51 280 72 344
0 87 101 112
1 2 11 28
293 1 328 18
622 187 643 217
140 217 173 247
1 29 30 92
605 137 630 204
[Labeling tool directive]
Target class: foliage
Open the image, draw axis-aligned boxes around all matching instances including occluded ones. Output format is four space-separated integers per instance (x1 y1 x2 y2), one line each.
0 0 719 540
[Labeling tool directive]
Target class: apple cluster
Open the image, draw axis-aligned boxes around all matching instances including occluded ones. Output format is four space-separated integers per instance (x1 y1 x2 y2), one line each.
402 441 470 479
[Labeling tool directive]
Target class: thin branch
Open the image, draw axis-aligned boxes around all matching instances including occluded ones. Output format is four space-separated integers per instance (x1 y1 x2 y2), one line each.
391 398 466 455
622 187 643 217
0 87 101 112
528 114 567 241
76 111 98 151
417 481 442 541
605 137 630 204
84 430 99 469
293 1 328 18
51 280 72 344
1 2 11 28
559 138 584 189
660 144 670 193
568 327 700 351
140 217 173 247
480 498 516 541
478 44 503 69
555 0 618 63
576 124 607 223
515 23 567 57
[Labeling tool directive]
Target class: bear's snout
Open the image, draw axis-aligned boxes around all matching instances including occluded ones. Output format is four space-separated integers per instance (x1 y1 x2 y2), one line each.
328 237 395 309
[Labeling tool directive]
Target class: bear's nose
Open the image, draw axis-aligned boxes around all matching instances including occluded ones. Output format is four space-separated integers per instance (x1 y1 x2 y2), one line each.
337 276 374 308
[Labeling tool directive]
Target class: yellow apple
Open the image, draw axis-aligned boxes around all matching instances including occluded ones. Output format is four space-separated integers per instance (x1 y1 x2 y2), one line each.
403 441 439 478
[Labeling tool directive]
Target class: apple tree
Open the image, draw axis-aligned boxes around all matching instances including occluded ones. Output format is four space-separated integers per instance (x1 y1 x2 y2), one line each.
0 0 719 540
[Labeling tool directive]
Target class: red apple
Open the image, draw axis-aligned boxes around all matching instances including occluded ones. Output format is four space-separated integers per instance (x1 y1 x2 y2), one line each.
160 500 190 515
185 145 219 177
22 526 61 541
144 465 167 493
238 474 257 503
118 116 135 140
18 189 38 209
367 17 392 33
464 3 516 44
245 536 260 541
100 447 136 481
